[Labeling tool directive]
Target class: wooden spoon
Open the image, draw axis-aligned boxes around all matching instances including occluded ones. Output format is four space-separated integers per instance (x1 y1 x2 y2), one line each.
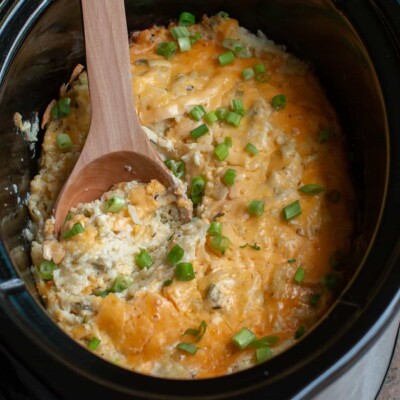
54 0 185 233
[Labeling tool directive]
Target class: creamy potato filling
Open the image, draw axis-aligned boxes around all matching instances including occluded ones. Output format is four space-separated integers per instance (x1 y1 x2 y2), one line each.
28 13 354 378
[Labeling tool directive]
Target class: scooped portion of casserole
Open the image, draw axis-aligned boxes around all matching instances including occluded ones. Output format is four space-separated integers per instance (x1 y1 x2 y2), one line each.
28 13 354 378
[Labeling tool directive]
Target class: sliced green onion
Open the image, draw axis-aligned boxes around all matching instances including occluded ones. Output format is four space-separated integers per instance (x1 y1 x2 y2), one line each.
135 249 153 269
208 221 222 236
299 184 325 195
322 272 341 291
282 200 301 221
162 279 173 287
178 37 191 52
96 290 109 298
271 94 287 110
157 41 177 60
239 243 261 250
288 258 296 263
190 33 202 44
88 337 101 350
255 72 271 83
65 213 74 221
217 11 229 19
327 190 341 203
244 143 258 156
210 234 230 254
110 275 133 293
39 260 57 280
232 328 256 350
176 342 198 354
167 244 185 265
224 168 236 185
330 250 344 270
216 108 229 120
214 143 229 161
256 347 272 363
295 326 305 339
169 26 191 39
190 105 206 121
105 196 125 213
249 335 279 348
231 98 245 116
248 199 265 216
205 111 218 125
190 176 206 205
224 137 233 147
52 97 71 119
63 222 84 239
56 133 72 151
176 262 195 281
242 68 255 80
253 64 266 73
178 11 195 26
184 320 207 342
234 47 251 58
218 51 235 65
164 159 186 178
309 293 321 307
294 267 305 284
190 124 209 139
225 111 242 126
318 128 331 143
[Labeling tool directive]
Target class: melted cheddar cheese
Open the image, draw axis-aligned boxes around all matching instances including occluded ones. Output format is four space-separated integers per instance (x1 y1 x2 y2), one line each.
29 14 354 378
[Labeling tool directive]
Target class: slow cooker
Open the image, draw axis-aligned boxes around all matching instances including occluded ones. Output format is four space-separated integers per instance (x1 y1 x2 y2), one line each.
0 0 399 399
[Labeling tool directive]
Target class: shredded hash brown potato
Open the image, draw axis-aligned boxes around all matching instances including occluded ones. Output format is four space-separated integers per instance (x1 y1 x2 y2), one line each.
28 14 354 378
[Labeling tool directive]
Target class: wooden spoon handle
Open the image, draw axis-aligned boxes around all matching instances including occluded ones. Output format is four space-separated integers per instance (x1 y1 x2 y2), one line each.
80 0 146 158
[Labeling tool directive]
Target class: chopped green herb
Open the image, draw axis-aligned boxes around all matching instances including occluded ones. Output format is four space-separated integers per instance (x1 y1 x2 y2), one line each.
282 200 301 221
157 41 177 60
178 11 195 26
271 94 287 110
190 176 206 205
327 190 341 203
295 326 305 339
56 133 72 151
190 123 209 139
294 267 305 284
255 72 271 83
248 199 265 216
287 258 296 263
225 111 242 126
240 243 261 250
65 213 74 221
110 275 133 293
318 128 331 143
63 222 84 239
51 97 71 119
231 98 245 115
298 184 325 195
232 328 256 350
217 11 229 19
88 337 101 351
162 279 173 287
242 67 255 80
176 262 195 281
164 159 186 178
249 335 279 348
244 143 258 156
224 168 237 185
256 347 272 363
190 33 202 44
184 320 207 342
253 64 266 73
224 137 233 147
190 105 206 121
210 234 230 254
169 26 191 39
39 260 57 281
309 293 321 307
135 249 153 269
178 37 191 51
208 221 222 236
214 143 229 161
167 244 184 265
216 107 229 120
218 51 235 65
322 272 341 291
96 290 109 298
176 342 198 354
205 111 218 124
105 196 125 213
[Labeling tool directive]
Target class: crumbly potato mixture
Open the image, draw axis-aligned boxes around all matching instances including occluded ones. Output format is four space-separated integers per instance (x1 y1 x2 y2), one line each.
29 14 354 378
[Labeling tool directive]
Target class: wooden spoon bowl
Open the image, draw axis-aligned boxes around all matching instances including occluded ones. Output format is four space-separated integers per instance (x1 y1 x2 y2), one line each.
54 0 180 233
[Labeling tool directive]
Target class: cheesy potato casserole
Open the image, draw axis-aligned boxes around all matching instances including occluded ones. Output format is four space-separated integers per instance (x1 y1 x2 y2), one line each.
28 13 354 378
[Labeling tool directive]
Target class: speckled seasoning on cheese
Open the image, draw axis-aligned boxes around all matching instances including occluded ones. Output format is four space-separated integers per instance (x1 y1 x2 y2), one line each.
28 14 354 378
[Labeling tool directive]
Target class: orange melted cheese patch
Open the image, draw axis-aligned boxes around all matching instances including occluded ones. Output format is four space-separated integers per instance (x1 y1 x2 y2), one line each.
30 14 354 379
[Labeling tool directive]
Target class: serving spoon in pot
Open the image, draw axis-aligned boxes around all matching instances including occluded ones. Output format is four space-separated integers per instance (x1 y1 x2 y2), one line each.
54 0 187 233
